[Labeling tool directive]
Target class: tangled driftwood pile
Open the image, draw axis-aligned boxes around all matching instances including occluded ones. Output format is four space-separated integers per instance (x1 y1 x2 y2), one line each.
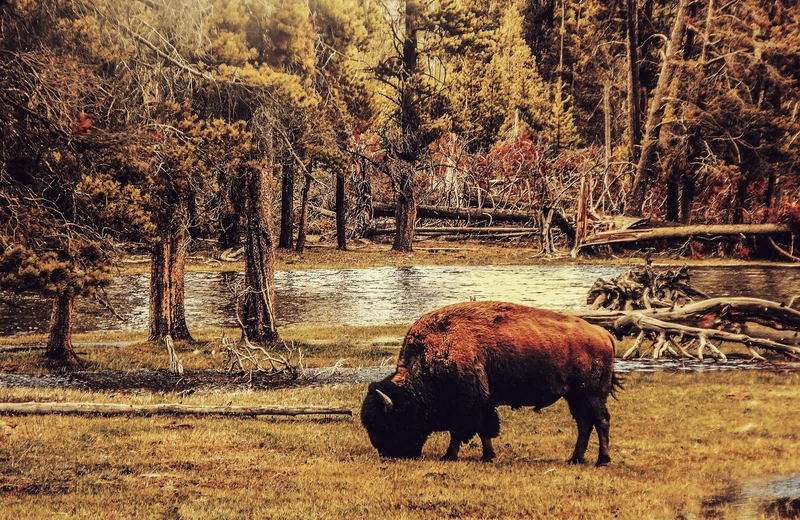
587 262 708 311
582 261 800 361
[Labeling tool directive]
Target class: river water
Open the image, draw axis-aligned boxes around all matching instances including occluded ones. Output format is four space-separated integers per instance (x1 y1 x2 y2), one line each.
2 263 799 337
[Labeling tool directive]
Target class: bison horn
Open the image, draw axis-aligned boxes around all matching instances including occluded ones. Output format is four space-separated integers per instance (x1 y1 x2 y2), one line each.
375 389 394 412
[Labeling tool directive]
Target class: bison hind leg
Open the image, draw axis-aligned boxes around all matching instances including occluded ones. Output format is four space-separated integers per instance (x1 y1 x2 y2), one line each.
566 394 611 466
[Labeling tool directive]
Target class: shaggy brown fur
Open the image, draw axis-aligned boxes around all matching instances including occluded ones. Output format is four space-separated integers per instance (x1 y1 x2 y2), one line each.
361 301 619 465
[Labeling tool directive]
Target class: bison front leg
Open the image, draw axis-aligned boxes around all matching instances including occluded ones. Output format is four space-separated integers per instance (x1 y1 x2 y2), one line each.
441 434 463 461
478 408 500 462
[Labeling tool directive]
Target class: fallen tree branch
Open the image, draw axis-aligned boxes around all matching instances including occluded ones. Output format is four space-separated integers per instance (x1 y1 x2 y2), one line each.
371 203 536 223
579 223 793 250
768 236 800 262
613 313 800 360
369 226 535 236
0 402 352 417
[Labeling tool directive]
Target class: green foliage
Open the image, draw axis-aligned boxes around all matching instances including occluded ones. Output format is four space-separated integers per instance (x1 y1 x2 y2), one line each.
0 244 111 298
449 0 550 150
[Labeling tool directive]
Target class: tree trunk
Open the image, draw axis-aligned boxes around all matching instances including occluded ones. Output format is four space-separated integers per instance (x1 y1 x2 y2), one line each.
296 171 312 253
45 292 81 368
680 169 695 224
570 176 589 257
603 81 613 168
149 235 171 342
579 222 792 251
392 169 416 252
390 0 421 253
335 169 347 250
243 163 280 344
628 0 690 216
148 218 192 342
733 170 751 225
625 0 642 166
278 164 294 250
665 155 681 222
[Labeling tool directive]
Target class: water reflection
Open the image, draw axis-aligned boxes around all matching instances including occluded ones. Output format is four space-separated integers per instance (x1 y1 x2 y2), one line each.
2 264 799 336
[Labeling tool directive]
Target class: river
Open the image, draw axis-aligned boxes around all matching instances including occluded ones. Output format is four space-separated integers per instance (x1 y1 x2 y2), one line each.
1 263 799 336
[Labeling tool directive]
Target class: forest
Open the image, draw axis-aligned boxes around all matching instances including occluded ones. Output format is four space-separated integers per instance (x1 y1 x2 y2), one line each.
1 0 799 368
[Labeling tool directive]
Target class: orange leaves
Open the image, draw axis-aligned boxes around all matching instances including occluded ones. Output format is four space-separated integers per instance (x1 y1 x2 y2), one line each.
72 113 92 134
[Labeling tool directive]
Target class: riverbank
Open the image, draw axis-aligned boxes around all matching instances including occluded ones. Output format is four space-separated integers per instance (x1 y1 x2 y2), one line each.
117 237 800 274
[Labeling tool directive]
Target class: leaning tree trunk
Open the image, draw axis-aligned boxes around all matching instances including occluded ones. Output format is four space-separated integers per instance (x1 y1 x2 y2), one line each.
242 164 280 344
45 292 81 368
335 169 347 250
628 0 690 216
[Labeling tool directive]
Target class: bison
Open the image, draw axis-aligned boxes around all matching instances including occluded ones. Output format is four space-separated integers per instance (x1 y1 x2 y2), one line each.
361 301 621 465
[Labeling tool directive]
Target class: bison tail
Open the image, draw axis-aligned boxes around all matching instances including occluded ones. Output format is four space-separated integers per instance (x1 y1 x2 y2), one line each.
610 373 625 400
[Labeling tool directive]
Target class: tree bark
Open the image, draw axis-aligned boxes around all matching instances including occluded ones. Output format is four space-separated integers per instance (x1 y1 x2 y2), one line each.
372 203 537 223
148 218 193 342
45 293 81 368
628 0 690 216
625 0 642 166
665 155 681 222
570 176 590 257
335 169 347 250
278 164 294 250
680 167 695 224
390 0 421 253
392 176 416 252
295 171 312 253
242 163 280 344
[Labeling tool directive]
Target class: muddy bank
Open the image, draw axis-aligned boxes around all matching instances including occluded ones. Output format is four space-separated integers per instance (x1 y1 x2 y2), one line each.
0 367 395 393
2 360 800 393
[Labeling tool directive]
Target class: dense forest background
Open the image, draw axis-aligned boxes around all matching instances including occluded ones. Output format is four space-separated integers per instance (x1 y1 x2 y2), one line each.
1 0 799 363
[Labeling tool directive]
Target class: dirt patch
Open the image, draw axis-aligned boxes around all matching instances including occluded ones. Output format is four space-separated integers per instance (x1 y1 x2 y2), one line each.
0 367 394 393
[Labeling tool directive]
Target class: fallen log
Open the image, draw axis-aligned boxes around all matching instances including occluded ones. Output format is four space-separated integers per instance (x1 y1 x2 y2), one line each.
0 402 352 417
578 223 793 251
371 203 576 241
368 226 535 236
371 203 536 223
613 313 800 360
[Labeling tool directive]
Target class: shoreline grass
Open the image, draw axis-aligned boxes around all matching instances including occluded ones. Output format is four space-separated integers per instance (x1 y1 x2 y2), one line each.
1 371 799 519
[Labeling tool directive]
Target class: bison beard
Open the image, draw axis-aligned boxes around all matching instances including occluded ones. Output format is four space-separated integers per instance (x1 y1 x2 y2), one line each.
361 301 621 466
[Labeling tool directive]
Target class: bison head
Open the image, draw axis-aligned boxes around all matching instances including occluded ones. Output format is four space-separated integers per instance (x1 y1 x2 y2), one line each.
361 379 429 459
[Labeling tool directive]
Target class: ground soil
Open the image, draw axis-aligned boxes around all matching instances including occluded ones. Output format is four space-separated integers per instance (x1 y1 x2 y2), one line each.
0 366 394 394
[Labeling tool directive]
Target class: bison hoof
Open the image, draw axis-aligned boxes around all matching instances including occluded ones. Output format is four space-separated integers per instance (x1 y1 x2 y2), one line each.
481 453 496 463
441 453 459 461
567 456 585 465
596 457 611 467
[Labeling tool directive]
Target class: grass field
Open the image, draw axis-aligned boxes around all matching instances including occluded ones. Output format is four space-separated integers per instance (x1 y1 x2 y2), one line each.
1 345 800 518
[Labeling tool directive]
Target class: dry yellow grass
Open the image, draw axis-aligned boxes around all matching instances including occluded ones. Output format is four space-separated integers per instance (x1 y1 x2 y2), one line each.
0 371 799 519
